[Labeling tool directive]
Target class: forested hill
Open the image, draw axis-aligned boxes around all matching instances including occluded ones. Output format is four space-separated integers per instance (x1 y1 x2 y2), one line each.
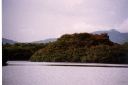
57 33 114 46
30 32 128 64
3 32 128 65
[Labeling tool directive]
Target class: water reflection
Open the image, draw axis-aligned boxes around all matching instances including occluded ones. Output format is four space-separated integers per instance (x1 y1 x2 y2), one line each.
3 61 128 85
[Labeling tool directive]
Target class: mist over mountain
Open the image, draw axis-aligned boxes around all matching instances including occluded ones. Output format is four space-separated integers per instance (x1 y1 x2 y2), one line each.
93 29 128 44
32 38 57 43
2 38 17 44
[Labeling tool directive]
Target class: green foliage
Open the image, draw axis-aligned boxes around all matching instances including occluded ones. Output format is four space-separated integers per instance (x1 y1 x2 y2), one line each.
82 45 128 64
2 43 47 62
30 32 128 64
3 33 128 64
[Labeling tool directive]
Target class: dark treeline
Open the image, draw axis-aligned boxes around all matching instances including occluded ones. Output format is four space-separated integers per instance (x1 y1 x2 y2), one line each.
2 32 128 65
2 43 48 65
30 33 128 64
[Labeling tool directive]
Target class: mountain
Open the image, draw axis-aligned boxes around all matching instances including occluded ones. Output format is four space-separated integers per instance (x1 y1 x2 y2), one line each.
30 32 116 62
2 38 17 44
32 38 57 43
93 29 128 44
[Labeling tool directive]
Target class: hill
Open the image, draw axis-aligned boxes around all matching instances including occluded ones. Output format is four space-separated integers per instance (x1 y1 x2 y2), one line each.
93 29 128 44
30 32 128 64
2 38 17 44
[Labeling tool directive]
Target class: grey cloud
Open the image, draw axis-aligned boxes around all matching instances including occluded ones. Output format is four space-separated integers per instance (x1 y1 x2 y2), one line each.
3 0 128 42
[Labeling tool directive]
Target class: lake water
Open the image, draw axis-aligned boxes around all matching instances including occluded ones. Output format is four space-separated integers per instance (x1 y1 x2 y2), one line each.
2 61 128 85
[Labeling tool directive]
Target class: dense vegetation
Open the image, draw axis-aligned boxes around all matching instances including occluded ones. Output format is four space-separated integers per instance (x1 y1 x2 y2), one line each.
3 32 128 65
2 43 47 65
30 33 128 64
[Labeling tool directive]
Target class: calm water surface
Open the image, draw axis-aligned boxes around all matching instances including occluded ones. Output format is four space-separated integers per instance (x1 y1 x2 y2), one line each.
2 61 128 85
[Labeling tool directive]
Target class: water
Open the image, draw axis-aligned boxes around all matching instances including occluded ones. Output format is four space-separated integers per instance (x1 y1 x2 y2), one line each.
2 61 128 85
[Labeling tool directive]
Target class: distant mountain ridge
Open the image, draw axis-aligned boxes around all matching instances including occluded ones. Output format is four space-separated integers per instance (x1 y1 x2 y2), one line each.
2 38 17 44
3 29 128 44
32 38 57 43
93 29 128 44
2 38 57 44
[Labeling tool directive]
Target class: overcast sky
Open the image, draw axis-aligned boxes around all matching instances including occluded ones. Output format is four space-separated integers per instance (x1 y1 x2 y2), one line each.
3 0 128 42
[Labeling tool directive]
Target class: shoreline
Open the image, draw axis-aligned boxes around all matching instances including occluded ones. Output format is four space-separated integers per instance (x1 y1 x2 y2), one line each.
5 61 128 68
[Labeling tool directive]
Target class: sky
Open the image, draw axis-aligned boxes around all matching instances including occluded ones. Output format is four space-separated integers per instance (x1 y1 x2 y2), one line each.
2 0 128 42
